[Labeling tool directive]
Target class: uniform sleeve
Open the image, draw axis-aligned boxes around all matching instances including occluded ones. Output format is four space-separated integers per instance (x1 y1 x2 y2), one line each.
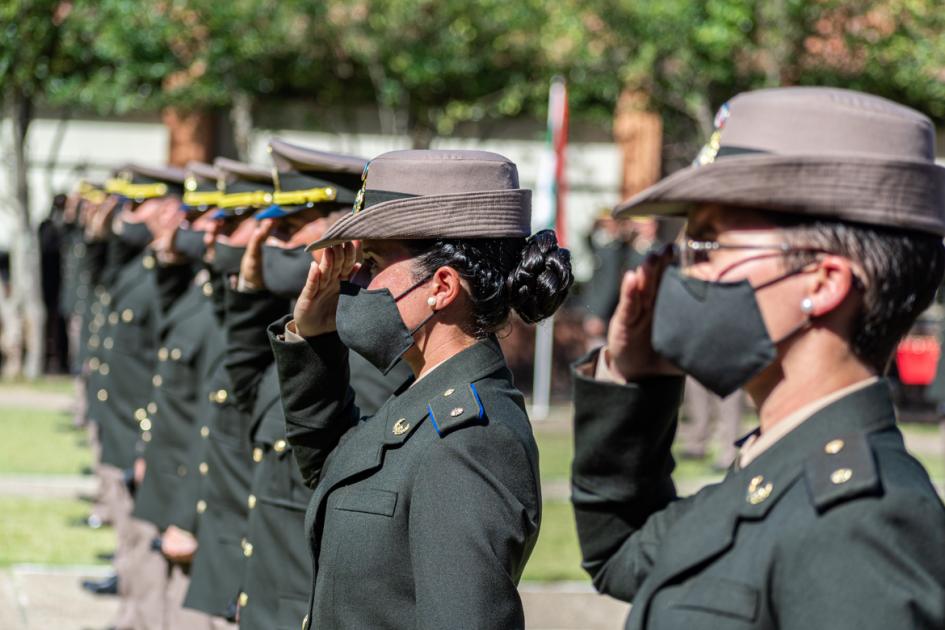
409 425 540 630
773 491 945 629
570 349 692 602
268 315 360 487
223 286 288 414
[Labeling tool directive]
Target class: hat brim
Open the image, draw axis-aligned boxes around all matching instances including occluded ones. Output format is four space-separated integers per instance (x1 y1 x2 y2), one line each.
306 189 532 251
615 154 945 236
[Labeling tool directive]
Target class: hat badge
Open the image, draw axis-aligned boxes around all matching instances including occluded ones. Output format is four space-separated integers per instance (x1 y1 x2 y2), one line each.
692 102 731 167
352 161 370 213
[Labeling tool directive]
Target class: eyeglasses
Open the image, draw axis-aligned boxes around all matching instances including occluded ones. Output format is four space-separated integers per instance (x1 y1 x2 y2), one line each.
676 239 830 269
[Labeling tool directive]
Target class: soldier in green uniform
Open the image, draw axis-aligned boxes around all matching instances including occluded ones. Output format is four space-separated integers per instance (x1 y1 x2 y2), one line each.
124 161 224 630
570 87 945 628
222 138 412 629
267 149 574 629
81 164 185 627
180 158 275 628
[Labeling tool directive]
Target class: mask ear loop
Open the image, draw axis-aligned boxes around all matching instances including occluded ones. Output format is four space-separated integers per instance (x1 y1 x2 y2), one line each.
393 272 438 336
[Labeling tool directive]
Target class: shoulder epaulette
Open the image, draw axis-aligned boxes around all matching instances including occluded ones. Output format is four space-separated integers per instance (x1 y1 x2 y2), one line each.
426 382 486 437
804 432 881 514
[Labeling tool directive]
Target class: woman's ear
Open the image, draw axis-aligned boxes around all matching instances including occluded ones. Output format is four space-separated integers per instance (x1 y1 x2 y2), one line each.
806 255 856 318
429 266 463 311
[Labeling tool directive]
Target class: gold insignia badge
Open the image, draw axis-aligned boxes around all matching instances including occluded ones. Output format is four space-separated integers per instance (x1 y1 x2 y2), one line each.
747 474 773 505
392 418 410 436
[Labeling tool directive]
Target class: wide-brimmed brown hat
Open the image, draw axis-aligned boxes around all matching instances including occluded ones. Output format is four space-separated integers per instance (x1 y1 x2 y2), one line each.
307 149 531 251
616 87 945 236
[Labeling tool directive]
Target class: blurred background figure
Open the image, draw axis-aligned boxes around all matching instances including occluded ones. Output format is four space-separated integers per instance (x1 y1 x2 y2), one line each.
680 379 744 471
39 192 70 374
582 213 659 350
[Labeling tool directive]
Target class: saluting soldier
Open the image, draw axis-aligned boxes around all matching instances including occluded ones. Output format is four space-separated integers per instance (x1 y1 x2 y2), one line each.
81 164 185 628
570 87 945 628
180 158 275 628
222 138 412 628
267 149 574 629
121 160 225 630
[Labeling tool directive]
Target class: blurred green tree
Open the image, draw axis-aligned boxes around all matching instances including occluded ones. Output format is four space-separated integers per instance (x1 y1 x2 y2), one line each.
323 0 552 148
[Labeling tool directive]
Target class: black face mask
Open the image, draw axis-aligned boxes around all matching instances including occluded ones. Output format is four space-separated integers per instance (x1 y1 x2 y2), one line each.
335 276 435 374
118 220 153 250
651 265 806 398
174 227 207 262
211 242 246 276
261 244 311 299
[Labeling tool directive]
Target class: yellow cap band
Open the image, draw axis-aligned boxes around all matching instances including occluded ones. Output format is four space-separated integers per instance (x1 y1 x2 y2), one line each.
183 190 223 207
272 186 337 206
217 190 273 209
122 182 169 200
104 178 128 194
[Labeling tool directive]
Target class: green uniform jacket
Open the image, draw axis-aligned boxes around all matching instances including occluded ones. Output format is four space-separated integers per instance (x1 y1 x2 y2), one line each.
86 250 159 470
223 289 410 630
571 349 945 629
183 279 257 619
268 319 541 630
134 270 218 530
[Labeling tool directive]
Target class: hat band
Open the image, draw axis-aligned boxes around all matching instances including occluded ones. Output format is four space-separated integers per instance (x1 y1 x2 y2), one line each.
272 186 338 206
183 190 223 207
218 190 273 209
358 189 417 212
122 182 169 200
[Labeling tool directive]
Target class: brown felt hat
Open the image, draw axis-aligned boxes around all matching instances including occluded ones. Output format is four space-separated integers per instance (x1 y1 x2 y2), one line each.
307 149 531 250
616 87 945 236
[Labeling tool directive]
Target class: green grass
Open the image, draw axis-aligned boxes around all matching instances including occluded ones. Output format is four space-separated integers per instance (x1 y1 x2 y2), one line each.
522 500 587 582
535 431 573 481
0 497 112 566
0 407 91 475
0 375 75 395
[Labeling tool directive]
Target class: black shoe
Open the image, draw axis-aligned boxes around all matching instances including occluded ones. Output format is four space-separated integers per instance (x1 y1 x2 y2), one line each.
81 574 118 595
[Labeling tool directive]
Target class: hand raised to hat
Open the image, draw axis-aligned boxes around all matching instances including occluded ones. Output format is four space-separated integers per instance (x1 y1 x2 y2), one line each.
605 246 681 381
85 195 120 241
239 219 275 291
292 241 360 338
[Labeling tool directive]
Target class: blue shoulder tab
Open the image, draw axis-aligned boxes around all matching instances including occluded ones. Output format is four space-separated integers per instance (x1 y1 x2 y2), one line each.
426 383 486 437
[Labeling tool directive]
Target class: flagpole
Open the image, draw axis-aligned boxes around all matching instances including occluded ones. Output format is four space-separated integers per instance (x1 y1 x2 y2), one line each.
531 76 567 421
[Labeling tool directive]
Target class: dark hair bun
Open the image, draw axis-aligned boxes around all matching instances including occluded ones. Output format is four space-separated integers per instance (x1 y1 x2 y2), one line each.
507 230 573 324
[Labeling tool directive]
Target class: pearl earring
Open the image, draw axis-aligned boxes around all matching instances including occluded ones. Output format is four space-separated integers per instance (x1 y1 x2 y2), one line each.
427 296 437 308
800 297 814 314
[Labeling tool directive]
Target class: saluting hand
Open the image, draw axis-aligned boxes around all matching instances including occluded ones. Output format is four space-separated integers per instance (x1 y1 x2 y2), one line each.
239 219 275 291
292 241 360 338
605 246 680 381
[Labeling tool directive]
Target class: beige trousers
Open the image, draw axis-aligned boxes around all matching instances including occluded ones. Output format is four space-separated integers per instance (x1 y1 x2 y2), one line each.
100 464 135 630
166 564 234 630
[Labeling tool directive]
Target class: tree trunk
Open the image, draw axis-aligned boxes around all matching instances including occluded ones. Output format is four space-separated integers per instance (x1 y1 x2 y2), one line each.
6 89 46 380
613 89 663 200
229 93 253 161
162 108 216 166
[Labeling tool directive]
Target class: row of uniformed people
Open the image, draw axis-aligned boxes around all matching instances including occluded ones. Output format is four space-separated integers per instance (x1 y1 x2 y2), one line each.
60 138 414 629
62 85 945 630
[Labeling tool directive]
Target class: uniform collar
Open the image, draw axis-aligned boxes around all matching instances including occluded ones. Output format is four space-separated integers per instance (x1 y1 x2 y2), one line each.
737 376 880 468
381 336 508 444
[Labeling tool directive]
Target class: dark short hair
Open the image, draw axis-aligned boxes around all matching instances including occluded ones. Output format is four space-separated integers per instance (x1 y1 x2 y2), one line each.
406 230 574 338
777 218 945 372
